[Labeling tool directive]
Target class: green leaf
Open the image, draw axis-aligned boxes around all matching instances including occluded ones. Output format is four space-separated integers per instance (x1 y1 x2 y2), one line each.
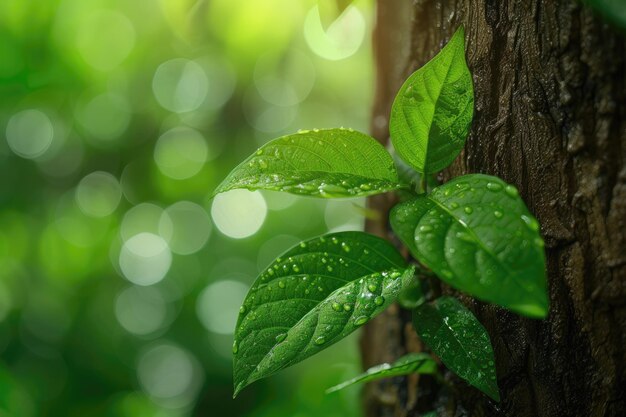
413 296 499 401
325 352 436 393
390 174 548 318
213 128 402 198
233 231 415 397
389 26 473 174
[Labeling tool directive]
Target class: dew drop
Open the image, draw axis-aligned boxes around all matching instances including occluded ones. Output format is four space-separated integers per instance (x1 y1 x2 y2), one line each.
359 183 371 191
278 281 286 289
354 316 369 326
494 210 503 218
486 182 502 192
521 214 540 231
464 206 473 214
232 341 239 354
314 336 326 345
534 237 545 247
327 265 333 272
374 296 385 306
258 159 268 169
275 333 287 343
343 304 352 312
390 271 401 279
341 243 351 252
292 265 300 273
239 305 247 314
332 302 342 312
363 249 370 255
331 237 339 245
299 242 307 249
255 149 263 155
268 269 275 276
403 86 413 98
449 202 459 209
367 283 378 293
505 185 519 197
419 225 433 232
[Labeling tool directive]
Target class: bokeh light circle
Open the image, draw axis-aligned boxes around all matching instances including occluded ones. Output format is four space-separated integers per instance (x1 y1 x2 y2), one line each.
75 171 122 217
152 59 209 113
76 93 131 143
159 201 211 255
115 286 168 336
6 109 54 159
119 232 172 286
136 342 203 409
153 127 209 180
196 280 248 334
211 189 267 239
120 203 164 241
324 198 366 232
76 10 136 71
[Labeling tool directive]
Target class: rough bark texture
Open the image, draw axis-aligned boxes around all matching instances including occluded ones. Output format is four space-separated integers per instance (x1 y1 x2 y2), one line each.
363 1 626 416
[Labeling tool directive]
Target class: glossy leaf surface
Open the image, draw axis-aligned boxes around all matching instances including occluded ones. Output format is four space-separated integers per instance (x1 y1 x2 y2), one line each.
390 174 548 318
390 26 473 173
326 352 436 393
413 296 499 401
213 128 401 198
233 232 414 396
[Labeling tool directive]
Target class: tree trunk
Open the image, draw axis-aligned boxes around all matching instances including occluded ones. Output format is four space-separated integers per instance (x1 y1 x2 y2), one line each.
363 1 626 416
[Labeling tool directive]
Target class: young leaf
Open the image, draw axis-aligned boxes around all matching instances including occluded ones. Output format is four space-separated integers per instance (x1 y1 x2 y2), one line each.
413 296 499 401
233 231 415 397
389 26 473 174
390 174 548 318
326 352 436 393
213 128 402 198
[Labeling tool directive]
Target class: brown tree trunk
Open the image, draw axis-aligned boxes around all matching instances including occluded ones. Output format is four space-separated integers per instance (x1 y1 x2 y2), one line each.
363 1 626 416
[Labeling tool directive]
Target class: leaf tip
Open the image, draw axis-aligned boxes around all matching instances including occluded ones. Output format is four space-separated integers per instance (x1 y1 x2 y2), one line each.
510 292 550 319
488 387 501 402
232 381 246 399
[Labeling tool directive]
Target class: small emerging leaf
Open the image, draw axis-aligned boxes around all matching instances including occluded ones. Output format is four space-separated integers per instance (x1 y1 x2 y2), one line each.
390 26 473 173
233 232 415 397
390 174 548 318
326 352 436 393
413 296 499 401
317 0 354 29
213 128 402 198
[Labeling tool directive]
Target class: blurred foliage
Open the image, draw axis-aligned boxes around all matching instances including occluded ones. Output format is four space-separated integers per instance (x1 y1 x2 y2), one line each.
584 0 626 30
0 0 375 415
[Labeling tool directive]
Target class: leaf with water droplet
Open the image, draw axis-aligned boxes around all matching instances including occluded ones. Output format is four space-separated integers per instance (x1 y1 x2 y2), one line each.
389 26 474 174
413 296 499 401
212 128 402 198
325 352 437 394
233 231 415 397
390 174 548 318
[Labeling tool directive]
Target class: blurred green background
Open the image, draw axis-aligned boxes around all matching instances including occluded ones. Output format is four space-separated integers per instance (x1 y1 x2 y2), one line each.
0 0 375 416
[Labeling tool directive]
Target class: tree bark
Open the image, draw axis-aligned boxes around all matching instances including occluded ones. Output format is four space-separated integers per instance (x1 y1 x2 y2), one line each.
363 1 626 416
